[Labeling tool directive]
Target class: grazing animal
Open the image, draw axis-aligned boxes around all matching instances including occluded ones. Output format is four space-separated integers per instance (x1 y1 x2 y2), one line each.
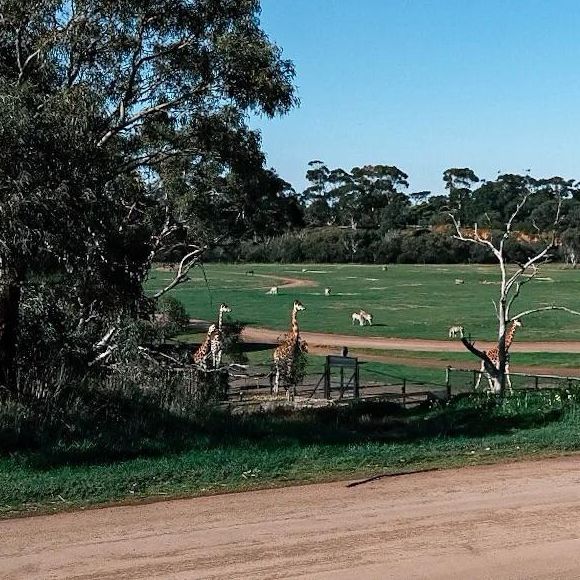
272 300 307 399
192 324 217 370
382 265 388 271
209 303 232 368
324 287 331 296
352 310 373 326
475 320 522 391
448 325 464 338
266 286 278 295
455 279 464 285
246 270 254 276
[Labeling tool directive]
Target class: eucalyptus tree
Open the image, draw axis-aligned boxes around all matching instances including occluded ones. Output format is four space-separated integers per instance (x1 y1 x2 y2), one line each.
0 0 296 385
443 168 479 222
347 165 409 229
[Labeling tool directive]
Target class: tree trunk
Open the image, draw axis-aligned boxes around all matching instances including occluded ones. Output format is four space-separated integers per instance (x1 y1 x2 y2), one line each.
0 267 21 393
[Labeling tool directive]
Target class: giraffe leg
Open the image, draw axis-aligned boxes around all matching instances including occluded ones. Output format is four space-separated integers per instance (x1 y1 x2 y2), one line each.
474 362 485 390
506 363 513 393
273 367 280 396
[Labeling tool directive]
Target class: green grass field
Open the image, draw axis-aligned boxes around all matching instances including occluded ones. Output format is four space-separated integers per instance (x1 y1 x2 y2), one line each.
147 263 580 341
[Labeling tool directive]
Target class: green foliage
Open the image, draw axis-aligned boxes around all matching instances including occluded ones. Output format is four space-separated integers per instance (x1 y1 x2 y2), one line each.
157 296 189 339
0 0 298 386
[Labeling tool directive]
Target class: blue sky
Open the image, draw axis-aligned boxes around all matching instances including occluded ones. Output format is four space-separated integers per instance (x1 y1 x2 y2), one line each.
251 0 580 194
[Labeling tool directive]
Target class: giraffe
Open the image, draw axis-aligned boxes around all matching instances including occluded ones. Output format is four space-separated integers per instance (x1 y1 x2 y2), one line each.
209 303 232 368
272 300 307 399
192 323 217 370
475 320 522 391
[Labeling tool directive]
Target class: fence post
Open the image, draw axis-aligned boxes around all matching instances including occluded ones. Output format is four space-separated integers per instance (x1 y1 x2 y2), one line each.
324 358 330 399
354 361 360 399
535 375 539 390
402 378 406 407
473 369 477 390
445 366 451 399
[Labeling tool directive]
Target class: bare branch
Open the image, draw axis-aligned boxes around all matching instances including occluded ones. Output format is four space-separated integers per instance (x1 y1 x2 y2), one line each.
94 325 118 349
460 337 498 376
504 243 554 294
97 96 184 148
500 192 530 254
448 214 502 259
511 306 580 322
506 264 538 315
153 247 206 300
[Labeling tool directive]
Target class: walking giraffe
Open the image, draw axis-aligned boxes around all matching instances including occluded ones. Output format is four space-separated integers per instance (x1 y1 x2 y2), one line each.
272 300 307 399
475 320 522 391
210 303 232 368
192 324 217 370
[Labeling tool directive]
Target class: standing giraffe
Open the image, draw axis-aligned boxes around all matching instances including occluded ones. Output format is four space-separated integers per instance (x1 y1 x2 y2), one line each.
475 320 522 391
272 300 307 399
210 303 232 368
192 324 217 370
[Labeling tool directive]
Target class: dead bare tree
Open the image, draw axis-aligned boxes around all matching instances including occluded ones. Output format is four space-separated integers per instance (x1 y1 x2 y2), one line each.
449 185 580 395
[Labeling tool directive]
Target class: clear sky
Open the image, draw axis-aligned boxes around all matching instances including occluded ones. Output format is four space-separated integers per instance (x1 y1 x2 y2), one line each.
251 0 580 195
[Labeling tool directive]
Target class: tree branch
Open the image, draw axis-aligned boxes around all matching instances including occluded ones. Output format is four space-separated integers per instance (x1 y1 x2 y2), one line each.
460 337 498 376
152 246 206 300
511 306 580 322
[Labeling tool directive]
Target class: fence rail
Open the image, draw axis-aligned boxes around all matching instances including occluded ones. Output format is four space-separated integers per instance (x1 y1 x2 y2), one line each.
446 367 580 394
10 363 580 415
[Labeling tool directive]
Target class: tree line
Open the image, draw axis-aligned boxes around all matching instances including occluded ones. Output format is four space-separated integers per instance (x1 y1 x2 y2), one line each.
217 162 580 265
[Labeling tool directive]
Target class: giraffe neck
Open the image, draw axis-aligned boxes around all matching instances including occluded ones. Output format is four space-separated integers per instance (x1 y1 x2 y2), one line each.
291 307 300 338
504 322 519 350
218 309 224 331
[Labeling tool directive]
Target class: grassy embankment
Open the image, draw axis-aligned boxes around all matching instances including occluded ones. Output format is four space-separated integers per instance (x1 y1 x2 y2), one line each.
2 390 580 518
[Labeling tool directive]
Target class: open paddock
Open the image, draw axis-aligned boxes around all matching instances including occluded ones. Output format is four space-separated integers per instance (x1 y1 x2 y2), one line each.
147 263 580 342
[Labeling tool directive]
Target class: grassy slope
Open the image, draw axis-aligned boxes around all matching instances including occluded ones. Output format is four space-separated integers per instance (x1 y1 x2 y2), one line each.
147 263 580 341
3 395 580 518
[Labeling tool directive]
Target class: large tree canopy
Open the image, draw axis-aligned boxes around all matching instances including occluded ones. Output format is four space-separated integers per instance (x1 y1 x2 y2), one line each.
0 0 297 384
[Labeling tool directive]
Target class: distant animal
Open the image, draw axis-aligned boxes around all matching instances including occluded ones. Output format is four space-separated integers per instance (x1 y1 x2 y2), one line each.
382 265 388 271
246 270 254 276
448 325 464 339
266 286 278 295
192 324 217 371
360 310 373 325
352 310 373 326
455 279 464 285
324 288 331 296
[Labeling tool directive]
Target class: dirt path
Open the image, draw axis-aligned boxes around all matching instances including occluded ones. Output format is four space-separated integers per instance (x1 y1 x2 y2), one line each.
241 272 318 288
242 325 580 354
3 456 580 579
305 344 580 377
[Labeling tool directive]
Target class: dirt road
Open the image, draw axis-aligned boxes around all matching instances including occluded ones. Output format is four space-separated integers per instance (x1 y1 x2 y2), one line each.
242 326 580 354
3 456 580 579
